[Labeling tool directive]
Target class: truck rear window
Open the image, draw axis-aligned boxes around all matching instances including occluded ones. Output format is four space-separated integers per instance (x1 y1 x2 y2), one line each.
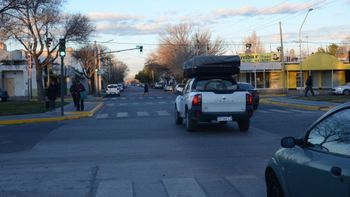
194 79 237 92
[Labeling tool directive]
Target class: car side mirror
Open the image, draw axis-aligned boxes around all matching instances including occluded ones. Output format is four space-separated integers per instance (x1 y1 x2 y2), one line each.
281 137 296 148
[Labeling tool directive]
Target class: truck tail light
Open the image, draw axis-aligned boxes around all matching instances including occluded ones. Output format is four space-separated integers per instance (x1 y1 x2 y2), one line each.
246 94 253 106
192 94 202 106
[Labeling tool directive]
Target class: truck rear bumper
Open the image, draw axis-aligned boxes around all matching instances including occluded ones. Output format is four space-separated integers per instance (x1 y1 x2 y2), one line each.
189 106 253 122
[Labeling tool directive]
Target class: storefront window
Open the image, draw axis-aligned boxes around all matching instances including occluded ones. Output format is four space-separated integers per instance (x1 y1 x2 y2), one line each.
322 71 332 88
296 72 304 88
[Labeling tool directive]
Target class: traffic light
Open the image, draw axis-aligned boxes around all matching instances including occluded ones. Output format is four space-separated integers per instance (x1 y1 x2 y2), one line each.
46 38 53 48
59 39 66 57
139 45 143 53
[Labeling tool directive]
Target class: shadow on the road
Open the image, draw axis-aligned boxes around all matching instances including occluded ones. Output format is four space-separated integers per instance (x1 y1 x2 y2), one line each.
183 123 250 136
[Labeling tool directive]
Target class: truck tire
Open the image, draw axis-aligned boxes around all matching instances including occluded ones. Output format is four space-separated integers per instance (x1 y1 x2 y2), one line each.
174 105 183 125
186 110 197 132
238 119 250 131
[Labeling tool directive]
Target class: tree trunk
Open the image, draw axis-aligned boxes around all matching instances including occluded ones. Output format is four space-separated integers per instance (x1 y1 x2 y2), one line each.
35 60 45 101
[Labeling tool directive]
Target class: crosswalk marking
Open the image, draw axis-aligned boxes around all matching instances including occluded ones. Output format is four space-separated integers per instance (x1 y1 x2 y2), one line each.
145 102 153 105
121 97 126 100
116 112 128 118
96 113 108 119
163 178 207 197
119 103 128 106
111 98 117 100
157 110 170 116
225 175 265 197
137 111 149 116
96 180 133 197
106 103 115 107
157 96 163 99
257 110 271 113
269 109 291 114
131 102 140 105
158 101 167 104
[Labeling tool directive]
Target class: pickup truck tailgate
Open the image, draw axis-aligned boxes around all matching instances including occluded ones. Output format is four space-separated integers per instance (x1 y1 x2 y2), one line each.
201 92 246 113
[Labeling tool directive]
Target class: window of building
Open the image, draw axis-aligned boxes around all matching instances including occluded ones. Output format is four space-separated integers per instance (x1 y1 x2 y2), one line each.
296 72 304 88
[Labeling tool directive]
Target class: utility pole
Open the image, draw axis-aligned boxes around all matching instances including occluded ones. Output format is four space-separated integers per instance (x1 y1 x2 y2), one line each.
94 41 98 96
279 21 286 94
59 39 66 116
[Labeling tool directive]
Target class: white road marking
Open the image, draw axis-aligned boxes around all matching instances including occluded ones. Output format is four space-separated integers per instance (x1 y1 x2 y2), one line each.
121 97 126 100
148 97 154 99
257 110 271 113
269 109 291 114
111 98 117 100
132 102 140 105
137 112 149 116
96 114 109 119
145 102 153 105
116 112 128 118
119 103 128 106
225 175 265 197
106 103 115 107
96 180 133 197
158 101 167 104
289 109 316 113
162 178 207 197
157 96 163 99
157 110 170 116
0 140 11 145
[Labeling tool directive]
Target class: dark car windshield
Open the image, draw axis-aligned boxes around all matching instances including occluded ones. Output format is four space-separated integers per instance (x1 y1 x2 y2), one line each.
107 85 118 88
194 78 237 93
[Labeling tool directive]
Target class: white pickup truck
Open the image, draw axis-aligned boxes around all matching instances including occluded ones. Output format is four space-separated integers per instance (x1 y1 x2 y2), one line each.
175 76 253 131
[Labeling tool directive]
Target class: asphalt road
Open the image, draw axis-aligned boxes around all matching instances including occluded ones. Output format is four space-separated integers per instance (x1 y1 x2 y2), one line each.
0 86 326 197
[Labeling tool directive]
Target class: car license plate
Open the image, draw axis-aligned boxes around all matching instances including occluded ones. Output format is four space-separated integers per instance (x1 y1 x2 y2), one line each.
217 116 232 121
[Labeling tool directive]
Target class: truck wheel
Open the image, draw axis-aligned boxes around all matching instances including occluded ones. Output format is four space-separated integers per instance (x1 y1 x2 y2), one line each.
186 111 197 132
174 105 183 125
238 119 250 131
343 89 350 95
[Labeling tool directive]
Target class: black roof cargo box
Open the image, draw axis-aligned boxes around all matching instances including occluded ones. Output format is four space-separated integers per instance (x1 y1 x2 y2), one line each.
183 55 240 78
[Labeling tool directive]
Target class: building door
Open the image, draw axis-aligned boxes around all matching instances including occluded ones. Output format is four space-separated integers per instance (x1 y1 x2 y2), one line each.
5 78 15 96
345 70 350 83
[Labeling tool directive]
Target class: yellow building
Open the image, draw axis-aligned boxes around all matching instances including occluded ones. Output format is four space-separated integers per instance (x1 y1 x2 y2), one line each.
239 52 350 91
286 52 350 89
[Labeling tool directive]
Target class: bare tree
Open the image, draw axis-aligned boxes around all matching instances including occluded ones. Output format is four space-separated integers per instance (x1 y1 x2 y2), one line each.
72 45 96 93
152 24 226 80
0 0 17 14
243 31 265 53
102 59 129 85
0 0 94 101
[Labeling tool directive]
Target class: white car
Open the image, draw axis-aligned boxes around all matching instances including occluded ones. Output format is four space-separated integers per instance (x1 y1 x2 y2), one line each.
175 84 185 93
174 77 254 131
332 83 350 95
164 85 174 91
106 84 120 97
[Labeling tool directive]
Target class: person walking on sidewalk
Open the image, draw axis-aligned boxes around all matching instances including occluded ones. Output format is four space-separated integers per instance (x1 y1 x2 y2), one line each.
47 80 58 111
305 75 315 97
70 80 86 111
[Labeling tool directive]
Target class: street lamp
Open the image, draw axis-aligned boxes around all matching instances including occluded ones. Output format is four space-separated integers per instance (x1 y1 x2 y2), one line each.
299 8 313 91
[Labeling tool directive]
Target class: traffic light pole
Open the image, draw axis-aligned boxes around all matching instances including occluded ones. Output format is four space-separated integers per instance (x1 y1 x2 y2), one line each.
60 55 64 116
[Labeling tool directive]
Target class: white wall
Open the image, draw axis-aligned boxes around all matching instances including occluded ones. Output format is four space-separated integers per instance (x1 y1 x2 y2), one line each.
4 71 25 96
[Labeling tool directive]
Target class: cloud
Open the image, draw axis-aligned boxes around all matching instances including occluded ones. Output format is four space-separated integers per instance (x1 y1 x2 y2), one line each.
88 12 143 22
212 1 323 18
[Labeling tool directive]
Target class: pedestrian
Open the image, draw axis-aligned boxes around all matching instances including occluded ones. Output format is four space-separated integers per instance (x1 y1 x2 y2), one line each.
47 80 58 111
305 75 315 97
70 80 86 111
143 83 149 96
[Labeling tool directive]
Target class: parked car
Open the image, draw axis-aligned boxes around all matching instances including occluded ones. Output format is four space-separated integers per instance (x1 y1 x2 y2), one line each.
265 102 350 197
0 88 8 102
154 82 164 89
237 82 259 109
105 84 120 97
332 82 350 95
175 84 185 93
164 84 174 91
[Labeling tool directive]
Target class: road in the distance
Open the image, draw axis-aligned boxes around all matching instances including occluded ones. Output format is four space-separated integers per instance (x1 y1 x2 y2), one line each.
0 86 325 197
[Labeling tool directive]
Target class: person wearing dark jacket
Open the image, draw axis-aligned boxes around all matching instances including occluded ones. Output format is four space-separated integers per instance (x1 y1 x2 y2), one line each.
305 75 315 97
47 80 58 110
70 80 86 111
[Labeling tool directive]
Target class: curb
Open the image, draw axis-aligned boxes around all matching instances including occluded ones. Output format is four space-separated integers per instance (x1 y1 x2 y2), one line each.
260 98 334 111
0 102 104 125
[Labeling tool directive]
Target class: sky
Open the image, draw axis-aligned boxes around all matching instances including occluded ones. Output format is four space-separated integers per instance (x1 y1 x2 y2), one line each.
7 0 350 78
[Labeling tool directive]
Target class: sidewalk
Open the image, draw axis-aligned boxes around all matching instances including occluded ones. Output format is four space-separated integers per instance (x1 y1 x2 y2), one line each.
0 97 103 125
261 96 340 111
